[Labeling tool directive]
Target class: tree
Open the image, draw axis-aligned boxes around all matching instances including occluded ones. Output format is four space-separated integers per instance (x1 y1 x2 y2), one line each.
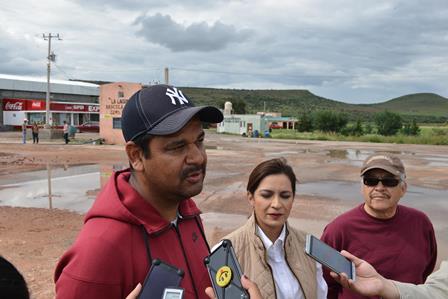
216 99 246 114
232 99 247 114
364 122 373 134
297 112 313 132
375 111 403 136
402 119 421 136
313 110 348 133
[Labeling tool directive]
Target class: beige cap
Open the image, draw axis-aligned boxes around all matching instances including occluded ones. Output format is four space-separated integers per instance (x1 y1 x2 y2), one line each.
360 154 405 177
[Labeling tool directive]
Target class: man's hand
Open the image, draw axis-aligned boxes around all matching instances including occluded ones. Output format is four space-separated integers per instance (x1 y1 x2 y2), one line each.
125 283 142 299
330 250 400 299
205 275 264 299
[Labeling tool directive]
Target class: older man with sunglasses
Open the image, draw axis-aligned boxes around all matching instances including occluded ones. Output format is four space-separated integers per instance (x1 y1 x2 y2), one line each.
321 154 437 299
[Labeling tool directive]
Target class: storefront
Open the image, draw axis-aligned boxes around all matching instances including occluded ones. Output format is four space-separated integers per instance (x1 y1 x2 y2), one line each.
2 98 99 127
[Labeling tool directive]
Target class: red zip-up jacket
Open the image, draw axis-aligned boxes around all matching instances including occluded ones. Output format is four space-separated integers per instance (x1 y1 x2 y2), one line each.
54 169 211 299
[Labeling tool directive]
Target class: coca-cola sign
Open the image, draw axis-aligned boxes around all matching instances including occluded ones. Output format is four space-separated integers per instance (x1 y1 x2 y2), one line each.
3 100 25 111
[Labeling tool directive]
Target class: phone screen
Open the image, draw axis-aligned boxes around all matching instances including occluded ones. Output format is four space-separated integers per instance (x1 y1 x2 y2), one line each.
162 288 184 299
137 259 184 299
204 239 249 299
305 235 355 280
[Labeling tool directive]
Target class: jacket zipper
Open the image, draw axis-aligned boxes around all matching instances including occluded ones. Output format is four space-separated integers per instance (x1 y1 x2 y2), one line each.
173 222 200 299
284 237 307 299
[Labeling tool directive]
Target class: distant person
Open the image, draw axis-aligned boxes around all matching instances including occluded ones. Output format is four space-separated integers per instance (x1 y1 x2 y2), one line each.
54 84 223 299
0 255 30 299
223 158 328 299
21 119 28 144
330 250 448 299
32 123 39 144
321 154 437 299
63 121 69 144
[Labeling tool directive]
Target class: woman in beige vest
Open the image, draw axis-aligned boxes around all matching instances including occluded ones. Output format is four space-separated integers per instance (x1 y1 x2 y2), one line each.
224 158 327 299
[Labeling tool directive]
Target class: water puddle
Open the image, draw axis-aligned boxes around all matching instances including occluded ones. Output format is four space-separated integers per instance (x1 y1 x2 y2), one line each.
0 163 446 219
0 164 127 213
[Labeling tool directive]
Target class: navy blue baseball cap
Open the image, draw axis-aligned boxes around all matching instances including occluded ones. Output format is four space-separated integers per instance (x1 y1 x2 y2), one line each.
121 84 223 142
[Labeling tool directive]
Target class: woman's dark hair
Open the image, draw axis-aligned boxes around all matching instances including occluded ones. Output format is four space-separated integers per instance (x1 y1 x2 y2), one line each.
0 256 29 299
247 157 297 195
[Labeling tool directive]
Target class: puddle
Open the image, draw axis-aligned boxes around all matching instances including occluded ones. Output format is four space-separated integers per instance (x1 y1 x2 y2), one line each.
0 162 446 219
298 180 448 222
205 145 225 150
423 156 448 167
0 164 128 213
0 165 100 213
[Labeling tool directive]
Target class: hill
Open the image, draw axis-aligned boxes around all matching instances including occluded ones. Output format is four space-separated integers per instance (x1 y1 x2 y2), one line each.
182 87 448 123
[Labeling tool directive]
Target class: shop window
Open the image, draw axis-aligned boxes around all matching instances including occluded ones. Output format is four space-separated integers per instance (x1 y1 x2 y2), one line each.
113 117 122 129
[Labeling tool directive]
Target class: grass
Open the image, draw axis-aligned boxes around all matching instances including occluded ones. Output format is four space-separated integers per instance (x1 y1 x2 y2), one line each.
269 126 448 145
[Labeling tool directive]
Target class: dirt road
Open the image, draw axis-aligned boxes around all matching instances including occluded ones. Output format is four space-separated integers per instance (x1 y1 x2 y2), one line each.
1 131 447 298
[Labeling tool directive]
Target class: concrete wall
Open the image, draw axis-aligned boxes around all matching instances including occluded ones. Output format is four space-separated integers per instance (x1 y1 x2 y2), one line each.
99 82 142 144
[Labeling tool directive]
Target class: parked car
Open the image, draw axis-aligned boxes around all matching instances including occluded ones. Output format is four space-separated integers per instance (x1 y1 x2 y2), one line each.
269 122 283 129
76 121 99 133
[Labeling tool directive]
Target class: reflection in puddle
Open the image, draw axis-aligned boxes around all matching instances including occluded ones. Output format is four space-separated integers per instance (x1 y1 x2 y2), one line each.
0 165 100 213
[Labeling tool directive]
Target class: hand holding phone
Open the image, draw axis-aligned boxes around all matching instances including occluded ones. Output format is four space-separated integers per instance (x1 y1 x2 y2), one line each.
305 234 356 280
204 239 250 299
137 259 184 299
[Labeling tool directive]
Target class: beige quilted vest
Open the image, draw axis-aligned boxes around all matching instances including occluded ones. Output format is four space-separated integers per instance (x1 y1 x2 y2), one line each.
225 214 318 299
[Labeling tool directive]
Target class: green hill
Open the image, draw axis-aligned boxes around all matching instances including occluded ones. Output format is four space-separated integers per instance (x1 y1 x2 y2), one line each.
181 87 448 123
370 93 448 117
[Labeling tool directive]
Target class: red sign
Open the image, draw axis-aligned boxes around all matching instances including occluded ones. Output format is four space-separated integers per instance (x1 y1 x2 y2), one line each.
3 99 25 111
2 98 99 113
50 102 98 112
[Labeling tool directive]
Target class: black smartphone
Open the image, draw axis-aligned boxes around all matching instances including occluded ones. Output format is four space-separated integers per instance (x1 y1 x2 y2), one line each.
305 234 356 280
204 239 249 299
137 259 184 299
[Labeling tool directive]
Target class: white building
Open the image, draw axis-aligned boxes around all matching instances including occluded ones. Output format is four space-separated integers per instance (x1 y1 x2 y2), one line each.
0 74 99 128
217 101 269 136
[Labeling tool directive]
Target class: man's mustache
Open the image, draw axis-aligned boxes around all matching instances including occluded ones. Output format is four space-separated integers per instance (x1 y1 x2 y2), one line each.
180 164 206 180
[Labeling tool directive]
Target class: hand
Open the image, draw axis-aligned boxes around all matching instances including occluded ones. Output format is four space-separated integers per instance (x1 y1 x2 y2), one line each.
125 283 142 299
330 250 399 299
205 275 264 299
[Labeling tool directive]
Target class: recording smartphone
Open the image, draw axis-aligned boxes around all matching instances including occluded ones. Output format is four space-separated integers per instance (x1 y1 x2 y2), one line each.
305 234 356 280
204 239 249 299
137 259 184 299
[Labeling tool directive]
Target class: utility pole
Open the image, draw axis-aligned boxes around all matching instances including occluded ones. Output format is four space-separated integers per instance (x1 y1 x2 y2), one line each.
164 67 169 85
42 33 62 128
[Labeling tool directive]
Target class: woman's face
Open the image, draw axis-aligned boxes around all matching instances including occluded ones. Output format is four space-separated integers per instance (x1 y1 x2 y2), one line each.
249 173 294 239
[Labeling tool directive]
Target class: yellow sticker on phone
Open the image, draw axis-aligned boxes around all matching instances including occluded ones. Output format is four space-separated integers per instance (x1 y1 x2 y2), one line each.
216 266 232 287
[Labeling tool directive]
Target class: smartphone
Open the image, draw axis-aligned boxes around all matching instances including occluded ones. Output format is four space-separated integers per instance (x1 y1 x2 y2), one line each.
204 239 249 299
305 234 356 280
137 259 184 299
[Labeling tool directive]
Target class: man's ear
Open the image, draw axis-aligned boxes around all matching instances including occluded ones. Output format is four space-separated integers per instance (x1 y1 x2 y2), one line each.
125 142 145 171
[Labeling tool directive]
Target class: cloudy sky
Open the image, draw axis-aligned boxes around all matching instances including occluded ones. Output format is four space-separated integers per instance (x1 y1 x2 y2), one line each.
1 0 448 103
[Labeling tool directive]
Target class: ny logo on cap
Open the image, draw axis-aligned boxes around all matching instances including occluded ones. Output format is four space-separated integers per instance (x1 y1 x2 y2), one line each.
166 87 189 105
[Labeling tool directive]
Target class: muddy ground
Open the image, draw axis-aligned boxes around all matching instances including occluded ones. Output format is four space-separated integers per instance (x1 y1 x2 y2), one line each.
0 131 447 299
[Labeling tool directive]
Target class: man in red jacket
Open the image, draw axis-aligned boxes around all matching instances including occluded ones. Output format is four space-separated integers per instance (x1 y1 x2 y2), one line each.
54 85 223 299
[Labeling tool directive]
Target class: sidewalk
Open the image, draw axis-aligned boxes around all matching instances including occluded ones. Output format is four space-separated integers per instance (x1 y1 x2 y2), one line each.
0 131 102 145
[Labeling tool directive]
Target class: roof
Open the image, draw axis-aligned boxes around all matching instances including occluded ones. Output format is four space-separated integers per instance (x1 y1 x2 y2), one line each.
0 74 99 96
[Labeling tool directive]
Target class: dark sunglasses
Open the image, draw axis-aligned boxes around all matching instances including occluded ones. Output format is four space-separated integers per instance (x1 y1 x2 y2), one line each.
363 177 401 187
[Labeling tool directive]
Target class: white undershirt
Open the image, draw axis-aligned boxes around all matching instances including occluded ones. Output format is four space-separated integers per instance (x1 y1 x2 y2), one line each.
257 225 328 299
